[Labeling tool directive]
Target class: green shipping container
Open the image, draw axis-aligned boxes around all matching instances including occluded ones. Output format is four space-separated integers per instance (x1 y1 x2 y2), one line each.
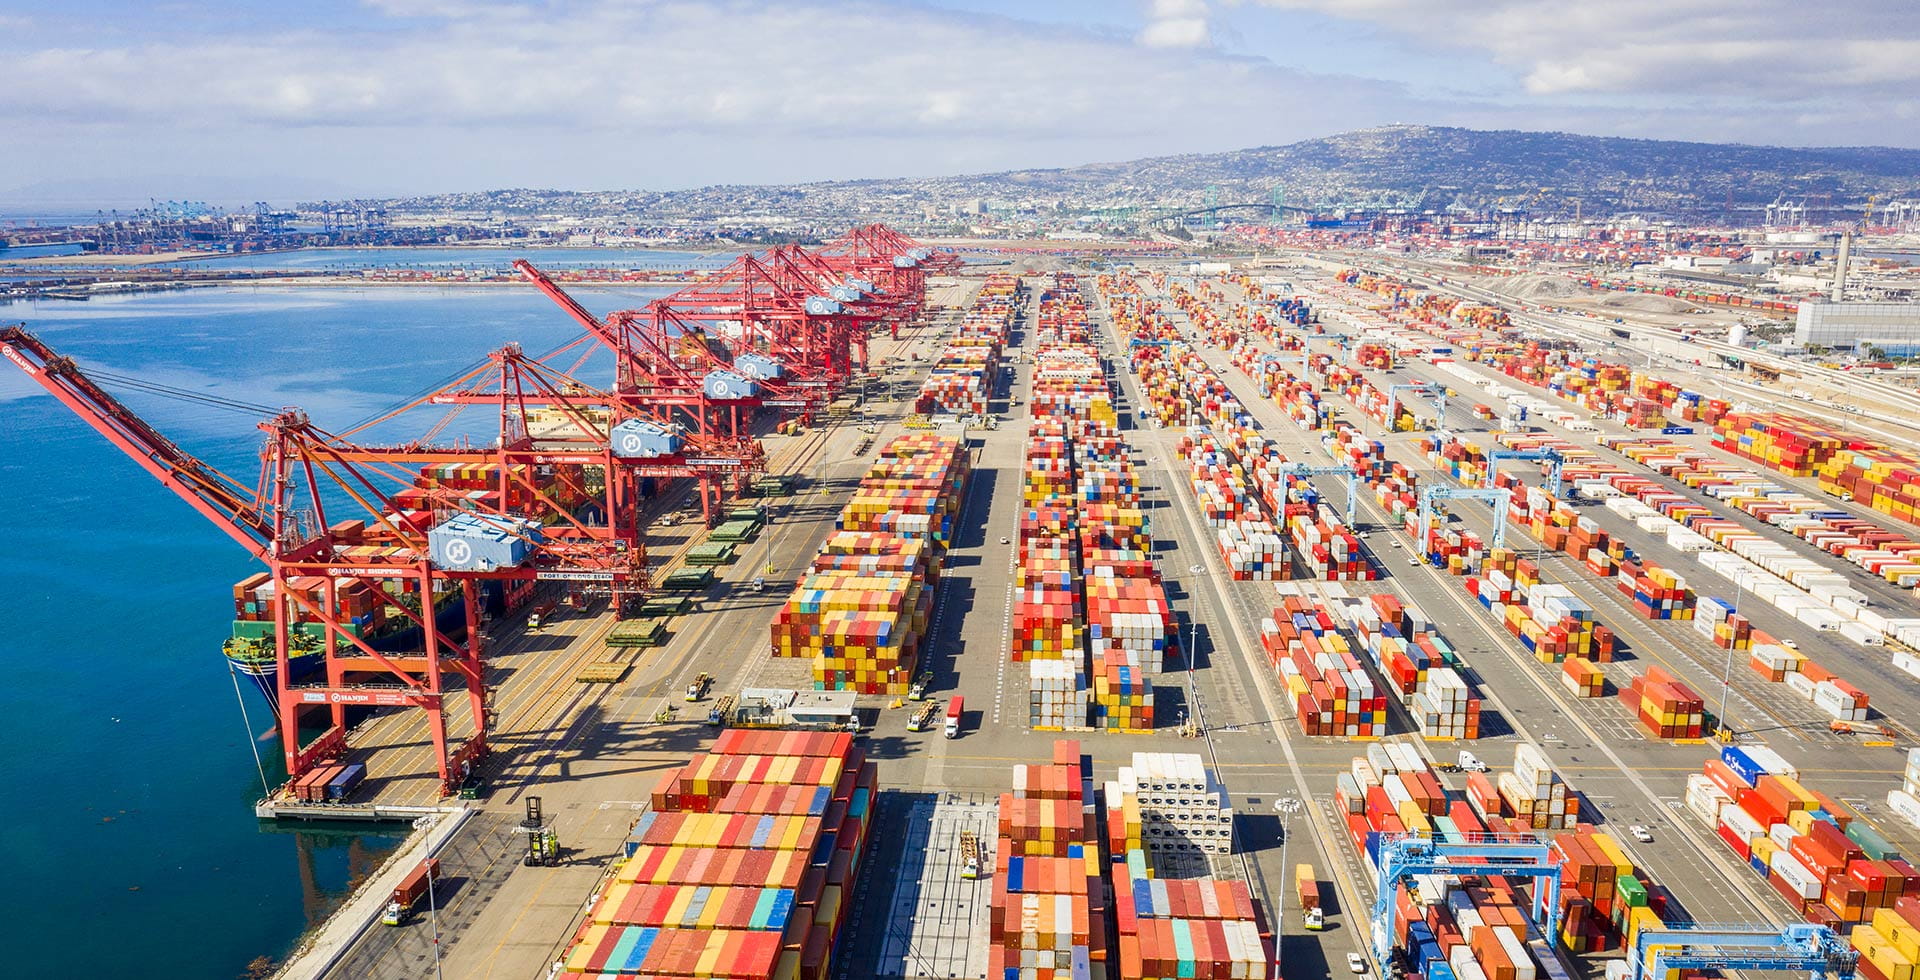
1846 820 1901 862
1617 872 1648 908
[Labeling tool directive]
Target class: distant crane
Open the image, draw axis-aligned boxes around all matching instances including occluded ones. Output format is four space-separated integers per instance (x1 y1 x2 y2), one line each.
1276 463 1360 526
1485 447 1565 498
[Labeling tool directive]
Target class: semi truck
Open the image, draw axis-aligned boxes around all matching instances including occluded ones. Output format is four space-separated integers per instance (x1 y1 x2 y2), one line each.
1296 864 1324 930
381 858 443 926
944 697 964 739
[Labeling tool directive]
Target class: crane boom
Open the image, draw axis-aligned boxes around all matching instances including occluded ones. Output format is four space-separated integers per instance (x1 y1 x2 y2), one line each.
0 325 278 556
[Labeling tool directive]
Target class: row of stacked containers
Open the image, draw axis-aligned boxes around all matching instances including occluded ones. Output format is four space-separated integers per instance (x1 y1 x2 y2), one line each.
917 274 1019 415
1017 274 1172 731
1103 274 1378 583
1689 745 1920 978
1609 436 1920 649
770 443 972 694
991 741 1270 980
556 731 875 980
1226 284 1720 742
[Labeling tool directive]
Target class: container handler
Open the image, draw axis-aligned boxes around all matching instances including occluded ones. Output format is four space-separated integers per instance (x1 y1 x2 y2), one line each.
908 700 939 733
959 831 983 880
685 672 712 702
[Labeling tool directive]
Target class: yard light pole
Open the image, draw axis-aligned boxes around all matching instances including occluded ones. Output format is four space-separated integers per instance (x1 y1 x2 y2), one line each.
1274 797 1302 979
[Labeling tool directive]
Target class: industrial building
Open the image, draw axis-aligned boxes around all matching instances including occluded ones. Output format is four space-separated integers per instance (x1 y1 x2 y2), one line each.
1794 300 1920 353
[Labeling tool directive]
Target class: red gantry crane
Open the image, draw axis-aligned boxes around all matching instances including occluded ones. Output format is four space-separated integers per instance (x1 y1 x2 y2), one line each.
1 327 638 796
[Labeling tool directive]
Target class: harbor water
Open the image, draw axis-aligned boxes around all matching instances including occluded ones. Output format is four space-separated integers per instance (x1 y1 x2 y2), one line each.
0 271 673 976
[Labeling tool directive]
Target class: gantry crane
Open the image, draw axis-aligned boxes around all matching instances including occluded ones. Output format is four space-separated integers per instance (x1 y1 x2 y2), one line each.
1486 448 1565 498
1370 833 1564 971
1 326 634 795
515 261 769 524
1276 462 1361 526
1630 923 1855 980
1418 485 1511 550
1385 382 1439 430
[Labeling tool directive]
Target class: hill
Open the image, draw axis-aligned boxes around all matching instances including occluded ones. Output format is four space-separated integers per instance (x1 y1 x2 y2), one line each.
339 125 1920 221
953 125 1920 216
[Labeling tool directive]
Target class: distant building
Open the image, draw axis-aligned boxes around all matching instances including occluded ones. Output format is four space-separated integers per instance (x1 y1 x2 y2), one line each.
1795 300 1920 353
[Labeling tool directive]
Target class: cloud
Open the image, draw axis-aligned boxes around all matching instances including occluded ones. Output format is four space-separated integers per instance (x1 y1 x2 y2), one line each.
1251 0 1920 99
0 1 1391 142
1140 0 1210 48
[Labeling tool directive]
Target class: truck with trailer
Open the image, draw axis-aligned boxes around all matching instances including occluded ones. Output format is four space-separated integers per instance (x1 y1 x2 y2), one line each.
381 858 443 926
944 696 965 739
1296 864 1325 930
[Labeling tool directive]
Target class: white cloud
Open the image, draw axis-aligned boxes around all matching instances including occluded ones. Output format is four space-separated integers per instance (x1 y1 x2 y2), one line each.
1140 0 1210 48
1252 0 1920 99
0 1 1377 141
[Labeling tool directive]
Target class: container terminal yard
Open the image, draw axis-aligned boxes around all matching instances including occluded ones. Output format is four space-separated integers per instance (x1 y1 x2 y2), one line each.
15 226 1920 980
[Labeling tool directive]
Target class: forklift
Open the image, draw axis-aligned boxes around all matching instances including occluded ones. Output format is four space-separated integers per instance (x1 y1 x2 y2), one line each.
518 797 560 867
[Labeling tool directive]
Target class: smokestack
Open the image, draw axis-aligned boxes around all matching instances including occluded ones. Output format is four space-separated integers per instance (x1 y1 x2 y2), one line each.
1833 231 1853 303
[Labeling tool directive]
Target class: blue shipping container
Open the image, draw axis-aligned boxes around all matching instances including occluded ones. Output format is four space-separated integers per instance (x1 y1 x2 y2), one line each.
325 762 367 802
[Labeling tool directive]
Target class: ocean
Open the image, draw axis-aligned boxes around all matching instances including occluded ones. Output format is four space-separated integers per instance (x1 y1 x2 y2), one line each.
0 276 672 976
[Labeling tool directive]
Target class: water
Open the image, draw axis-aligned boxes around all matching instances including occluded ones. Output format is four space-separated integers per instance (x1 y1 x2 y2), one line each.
0 278 668 977
175 245 737 272
0 243 87 260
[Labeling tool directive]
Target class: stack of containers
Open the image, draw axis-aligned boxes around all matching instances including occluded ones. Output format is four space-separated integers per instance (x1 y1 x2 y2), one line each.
772 435 969 695
1104 749 1268 980
558 731 875 980
1559 658 1607 698
1697 746 1917 931
1693 597 1754 652
1289 501 1375 580
1329 740 1596 974
1331 591 1482 739
1621 666 1704 739
1498 744 1580 830
991 740 1107 980
1820 447 1920 529
1263 589 1385 737
1552 829 1654 953
1887 749 1920 830
1712 412 1843 477
917 337 1000 415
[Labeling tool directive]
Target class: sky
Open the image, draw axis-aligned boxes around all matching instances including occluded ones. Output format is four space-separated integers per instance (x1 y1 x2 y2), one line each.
1 0 1915 204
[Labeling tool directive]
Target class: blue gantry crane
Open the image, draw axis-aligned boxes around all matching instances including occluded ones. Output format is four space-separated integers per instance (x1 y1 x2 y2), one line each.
1485 448 1566 498
1629 923 1856 980
1370 833 1565 973
1277 462 1360 525
1418 485 1511 550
